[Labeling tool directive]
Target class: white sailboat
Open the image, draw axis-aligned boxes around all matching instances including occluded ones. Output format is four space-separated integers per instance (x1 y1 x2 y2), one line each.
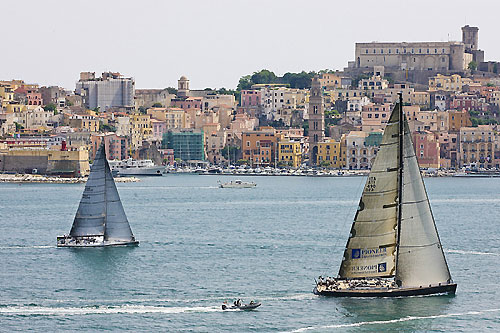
314 96 456 297
57 144 139 247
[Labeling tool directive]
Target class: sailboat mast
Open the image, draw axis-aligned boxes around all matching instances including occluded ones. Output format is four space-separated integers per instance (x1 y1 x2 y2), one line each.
103 144 108 238
395 93 404 282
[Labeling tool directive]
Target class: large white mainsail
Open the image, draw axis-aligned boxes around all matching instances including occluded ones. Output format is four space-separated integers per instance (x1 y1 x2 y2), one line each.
338 110 400 279
315 98 455 296
69 145 106 237
395 121 452 287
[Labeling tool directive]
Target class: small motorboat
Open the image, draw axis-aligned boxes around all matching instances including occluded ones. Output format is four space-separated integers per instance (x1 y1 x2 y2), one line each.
222 300 261 310
218 180 257 188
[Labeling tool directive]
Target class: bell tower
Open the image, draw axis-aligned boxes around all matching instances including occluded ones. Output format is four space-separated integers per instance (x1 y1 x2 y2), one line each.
308 76 325 166
178 76 190 98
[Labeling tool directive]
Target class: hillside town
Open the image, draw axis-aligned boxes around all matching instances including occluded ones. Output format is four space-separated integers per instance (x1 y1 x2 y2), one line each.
1 25 500 177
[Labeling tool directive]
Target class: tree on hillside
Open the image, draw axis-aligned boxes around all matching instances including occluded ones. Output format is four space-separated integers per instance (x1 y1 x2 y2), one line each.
43 103 57 112
251 69 277 84
165 87 178 95
237 75 253 91
468 61 478 71
281 71 315 89
152 102 163 107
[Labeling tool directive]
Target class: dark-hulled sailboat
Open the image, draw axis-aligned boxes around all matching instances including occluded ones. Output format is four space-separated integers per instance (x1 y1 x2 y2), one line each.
57 144 139 247
314 95 456 297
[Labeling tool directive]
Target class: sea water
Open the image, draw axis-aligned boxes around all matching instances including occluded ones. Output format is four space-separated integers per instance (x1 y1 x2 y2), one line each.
0 175 499 332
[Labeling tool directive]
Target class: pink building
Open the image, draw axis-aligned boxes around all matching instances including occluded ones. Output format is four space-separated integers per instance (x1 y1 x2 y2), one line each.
170 97 202 110
90 133 128 160
27 91 43 105
151 119 167 140
361 103 392 132
159 148 175 165
241 90 261 107
413 131 440 168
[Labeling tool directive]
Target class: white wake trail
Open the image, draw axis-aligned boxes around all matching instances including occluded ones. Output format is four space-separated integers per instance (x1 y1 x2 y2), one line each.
446 249 500 256
0 305 221 316
287 308 500 332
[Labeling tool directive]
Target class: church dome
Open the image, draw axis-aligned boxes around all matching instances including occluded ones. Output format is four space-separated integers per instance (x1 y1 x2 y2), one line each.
179 76 188 81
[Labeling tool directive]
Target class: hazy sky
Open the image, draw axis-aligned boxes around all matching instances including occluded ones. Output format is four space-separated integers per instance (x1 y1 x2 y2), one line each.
2 0 499 90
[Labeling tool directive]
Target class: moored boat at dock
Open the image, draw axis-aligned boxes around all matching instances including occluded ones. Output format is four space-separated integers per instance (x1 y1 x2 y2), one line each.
108 158 165 176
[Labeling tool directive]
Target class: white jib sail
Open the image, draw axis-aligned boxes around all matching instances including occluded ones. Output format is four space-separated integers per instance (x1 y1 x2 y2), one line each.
338 109 400 279
395 121 452 287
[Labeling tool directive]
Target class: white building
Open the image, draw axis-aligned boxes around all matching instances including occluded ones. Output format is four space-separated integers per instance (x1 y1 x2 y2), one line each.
75 72 135 111
347 96 371 111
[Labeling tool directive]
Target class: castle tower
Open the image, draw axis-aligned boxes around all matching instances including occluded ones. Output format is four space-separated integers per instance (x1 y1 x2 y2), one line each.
462 25 479 51
177 75 190 98
308 76 325 166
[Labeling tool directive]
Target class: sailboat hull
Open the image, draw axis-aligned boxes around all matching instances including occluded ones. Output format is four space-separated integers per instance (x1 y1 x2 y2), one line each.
57 236 139 248
313 283 457 297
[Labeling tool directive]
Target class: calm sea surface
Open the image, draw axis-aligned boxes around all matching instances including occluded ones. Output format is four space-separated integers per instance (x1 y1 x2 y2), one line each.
0 175 499 332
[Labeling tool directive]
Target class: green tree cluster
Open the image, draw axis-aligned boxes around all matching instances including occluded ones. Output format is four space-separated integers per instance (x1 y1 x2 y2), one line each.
43 103 57 112
468 61 478 71
237 69 337 91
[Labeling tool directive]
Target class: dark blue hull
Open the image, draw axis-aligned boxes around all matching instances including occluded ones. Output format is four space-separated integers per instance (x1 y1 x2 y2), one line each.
313 283 457 297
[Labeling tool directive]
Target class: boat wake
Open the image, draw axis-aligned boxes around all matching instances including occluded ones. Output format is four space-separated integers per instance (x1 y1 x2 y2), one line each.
0 245 54 250
446 249 500 256
3 293 314 307
0 304 221 316
286 308 500 332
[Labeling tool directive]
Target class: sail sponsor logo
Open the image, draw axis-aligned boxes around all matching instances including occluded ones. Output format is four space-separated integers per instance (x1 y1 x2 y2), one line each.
351 264 378 273
350 262 388 274
351 248 387 259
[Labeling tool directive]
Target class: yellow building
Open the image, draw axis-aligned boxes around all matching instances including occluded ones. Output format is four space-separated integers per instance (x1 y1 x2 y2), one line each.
0 85 15 107
278 140 302 167
428 74 473 92
316 139 342 168
69 115 99 132
410 91 430 108
130 114 153 150
147 107 187 129
5 103 26 114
